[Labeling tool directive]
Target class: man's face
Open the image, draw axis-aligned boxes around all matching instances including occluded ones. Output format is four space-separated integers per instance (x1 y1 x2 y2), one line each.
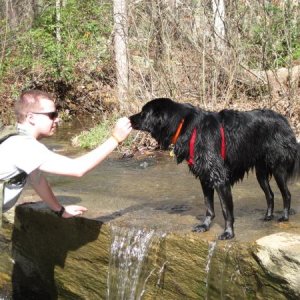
31 98 59 138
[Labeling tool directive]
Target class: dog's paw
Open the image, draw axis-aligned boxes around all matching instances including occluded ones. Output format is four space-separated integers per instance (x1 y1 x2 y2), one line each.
192 224 208 233
263 214 274 221
218 231 235 240
278 216 289 222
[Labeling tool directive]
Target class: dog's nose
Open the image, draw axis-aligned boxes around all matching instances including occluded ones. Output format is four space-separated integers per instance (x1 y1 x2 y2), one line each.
129 115 137 128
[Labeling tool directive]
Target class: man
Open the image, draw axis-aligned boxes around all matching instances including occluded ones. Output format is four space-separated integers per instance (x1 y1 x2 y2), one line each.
0 90 132 218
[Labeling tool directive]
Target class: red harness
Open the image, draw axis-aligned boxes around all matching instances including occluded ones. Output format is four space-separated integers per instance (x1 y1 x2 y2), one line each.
187 128 197 165
172 120 226 165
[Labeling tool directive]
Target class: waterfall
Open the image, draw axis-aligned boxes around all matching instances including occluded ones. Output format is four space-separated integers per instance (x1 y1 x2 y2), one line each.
107 226 156 300
205 241 217 276
205 241 241 299
205 240 217 300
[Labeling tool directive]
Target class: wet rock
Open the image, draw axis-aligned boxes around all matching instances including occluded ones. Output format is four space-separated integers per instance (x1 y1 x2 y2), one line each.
254 232 300 298
0 220 14 298
139 161 149 169
11 205 109 299
3 209 15 224
1 204 300 300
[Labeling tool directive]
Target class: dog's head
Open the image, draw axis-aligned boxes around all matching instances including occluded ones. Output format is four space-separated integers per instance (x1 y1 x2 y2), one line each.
130 98 192 149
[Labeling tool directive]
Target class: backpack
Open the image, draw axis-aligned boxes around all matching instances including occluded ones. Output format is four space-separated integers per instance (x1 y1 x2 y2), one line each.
0 125 27 226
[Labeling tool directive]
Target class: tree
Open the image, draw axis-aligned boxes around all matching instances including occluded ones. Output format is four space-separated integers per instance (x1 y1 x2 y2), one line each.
113 0 129 110
212 0 226 52
56 0 62 73
0 0 9 74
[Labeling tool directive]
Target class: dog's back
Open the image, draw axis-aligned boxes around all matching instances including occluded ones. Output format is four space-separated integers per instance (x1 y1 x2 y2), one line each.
218 109 299 184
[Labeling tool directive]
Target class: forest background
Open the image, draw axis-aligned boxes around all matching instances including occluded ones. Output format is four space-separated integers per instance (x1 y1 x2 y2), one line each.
1 0 300 143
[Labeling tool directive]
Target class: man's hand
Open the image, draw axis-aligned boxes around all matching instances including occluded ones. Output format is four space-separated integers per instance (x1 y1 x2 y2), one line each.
62 205 88 218
112 117 132 143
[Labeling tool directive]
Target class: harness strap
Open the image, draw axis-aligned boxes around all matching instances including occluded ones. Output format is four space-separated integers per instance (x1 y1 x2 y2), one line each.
220 126 226 160
187 128 197 165
188 126 226 166
171 119 226 165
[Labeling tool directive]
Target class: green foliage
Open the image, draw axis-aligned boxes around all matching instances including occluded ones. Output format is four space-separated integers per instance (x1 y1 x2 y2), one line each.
248 2 300 68
72 118 113 149
1 0 113 82
72 116 134 151
292 46 300 60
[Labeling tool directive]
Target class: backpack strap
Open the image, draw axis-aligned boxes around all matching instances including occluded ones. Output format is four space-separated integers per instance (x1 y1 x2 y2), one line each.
0 172 27 228
0 133 18 144
0 132 27 227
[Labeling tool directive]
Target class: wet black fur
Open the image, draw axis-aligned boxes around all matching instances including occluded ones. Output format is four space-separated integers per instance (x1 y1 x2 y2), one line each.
130 98 300 240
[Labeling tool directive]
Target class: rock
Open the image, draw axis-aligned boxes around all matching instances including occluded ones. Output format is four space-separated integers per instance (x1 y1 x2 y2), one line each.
3 209 15 224
254 232 300 297
2 205 300 299
139 161 149 168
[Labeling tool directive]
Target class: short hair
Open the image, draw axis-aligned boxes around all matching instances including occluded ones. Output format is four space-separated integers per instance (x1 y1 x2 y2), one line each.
15 90 55 123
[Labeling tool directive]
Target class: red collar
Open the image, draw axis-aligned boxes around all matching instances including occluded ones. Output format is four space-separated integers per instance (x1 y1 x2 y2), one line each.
171 119 184 144
188 126 226 165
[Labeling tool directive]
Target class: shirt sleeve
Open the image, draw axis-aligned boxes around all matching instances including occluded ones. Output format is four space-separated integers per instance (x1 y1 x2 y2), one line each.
12 136 54 174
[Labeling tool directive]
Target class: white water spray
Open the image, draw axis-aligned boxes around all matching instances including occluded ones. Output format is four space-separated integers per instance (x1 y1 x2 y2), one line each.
107 226 155 300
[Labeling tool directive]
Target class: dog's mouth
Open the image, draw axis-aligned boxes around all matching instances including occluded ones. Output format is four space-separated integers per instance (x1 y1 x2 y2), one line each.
129 114 143 130
130 121 139 130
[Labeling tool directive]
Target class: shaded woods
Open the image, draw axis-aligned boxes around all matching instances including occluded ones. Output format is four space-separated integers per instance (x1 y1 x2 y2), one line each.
0 0 300 134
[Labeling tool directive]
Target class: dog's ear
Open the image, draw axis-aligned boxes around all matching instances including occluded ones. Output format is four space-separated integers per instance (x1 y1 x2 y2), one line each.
156 103 197 150
155 113 183 149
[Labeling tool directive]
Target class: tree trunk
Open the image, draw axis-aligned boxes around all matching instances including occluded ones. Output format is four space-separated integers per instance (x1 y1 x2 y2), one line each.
56 0 62 74
212 0 225 53
0 0 9 74
113 0 129 110
7 0 17 28
31 0 40 20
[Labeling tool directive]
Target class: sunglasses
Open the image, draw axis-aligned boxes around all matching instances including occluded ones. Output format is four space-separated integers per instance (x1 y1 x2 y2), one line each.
32 111 59 120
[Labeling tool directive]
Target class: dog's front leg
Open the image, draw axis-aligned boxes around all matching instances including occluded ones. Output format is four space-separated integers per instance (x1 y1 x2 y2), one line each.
192 180 215 233
216 184 235 240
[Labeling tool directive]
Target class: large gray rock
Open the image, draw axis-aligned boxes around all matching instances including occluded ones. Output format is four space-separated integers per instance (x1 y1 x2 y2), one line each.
254 232 300 297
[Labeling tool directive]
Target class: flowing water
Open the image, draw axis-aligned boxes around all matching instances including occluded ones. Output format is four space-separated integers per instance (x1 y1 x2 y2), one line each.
205 240 217 300
107 226 156 300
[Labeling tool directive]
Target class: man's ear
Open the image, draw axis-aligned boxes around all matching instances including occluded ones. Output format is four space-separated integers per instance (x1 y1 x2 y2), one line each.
26 112 35 125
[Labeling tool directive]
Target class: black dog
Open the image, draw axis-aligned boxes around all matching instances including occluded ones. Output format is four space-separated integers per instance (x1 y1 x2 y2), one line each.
130 98 300 240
